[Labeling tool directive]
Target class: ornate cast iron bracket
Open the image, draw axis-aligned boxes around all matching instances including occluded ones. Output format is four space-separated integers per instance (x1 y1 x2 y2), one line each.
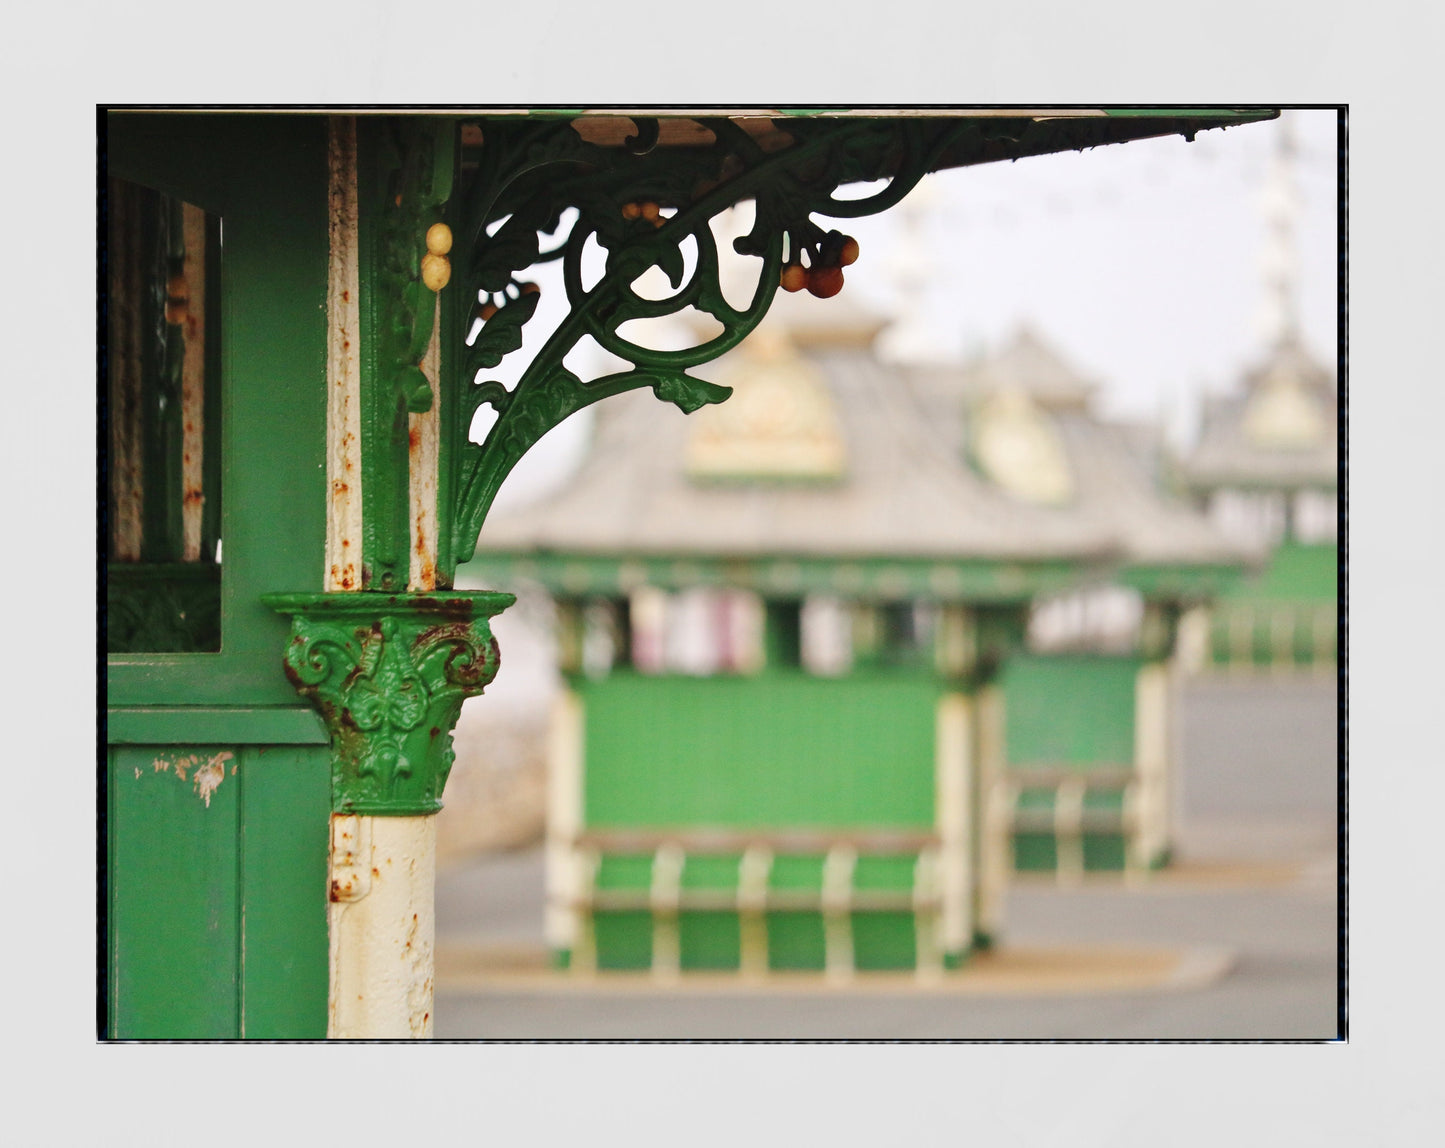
263 591 514 815
440 115 983 577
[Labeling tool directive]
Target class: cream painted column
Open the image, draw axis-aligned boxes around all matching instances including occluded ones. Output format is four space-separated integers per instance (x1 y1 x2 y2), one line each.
328 814 438 1037
976 683 1009 943
1134 662 1172 869
545 688 586 965
320 116 446 1039
934 692 973 961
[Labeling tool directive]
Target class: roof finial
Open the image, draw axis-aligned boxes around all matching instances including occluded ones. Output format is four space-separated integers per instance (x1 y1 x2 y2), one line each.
876 176 952 363
1256 113 1301 349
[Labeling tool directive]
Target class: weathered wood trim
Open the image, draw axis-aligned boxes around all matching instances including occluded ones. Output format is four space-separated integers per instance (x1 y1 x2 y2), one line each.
107 706 329 745
180 201 207 562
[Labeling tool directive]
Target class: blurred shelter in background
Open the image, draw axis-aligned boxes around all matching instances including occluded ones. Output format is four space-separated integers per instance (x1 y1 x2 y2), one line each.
460 274 1250 973
908 326 1255 882
1178 116 1338 675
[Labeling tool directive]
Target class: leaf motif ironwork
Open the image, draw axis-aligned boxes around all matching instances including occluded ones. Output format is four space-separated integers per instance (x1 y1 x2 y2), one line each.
267 595 512 815
444 115 978 570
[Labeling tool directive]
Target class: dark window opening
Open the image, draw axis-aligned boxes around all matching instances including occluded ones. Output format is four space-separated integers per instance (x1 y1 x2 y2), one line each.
106 178 223 653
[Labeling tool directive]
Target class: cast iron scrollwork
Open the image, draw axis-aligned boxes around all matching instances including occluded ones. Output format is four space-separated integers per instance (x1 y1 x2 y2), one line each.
445 115 977 569
263 591 515 815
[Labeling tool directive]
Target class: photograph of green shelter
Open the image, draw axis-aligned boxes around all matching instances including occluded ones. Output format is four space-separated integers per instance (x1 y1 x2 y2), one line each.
103 107 1284 1036
908 327 1255 880
464 288 1160 975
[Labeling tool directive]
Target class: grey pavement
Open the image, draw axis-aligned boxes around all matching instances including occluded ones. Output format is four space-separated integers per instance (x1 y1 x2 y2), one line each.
434 677 1341 1040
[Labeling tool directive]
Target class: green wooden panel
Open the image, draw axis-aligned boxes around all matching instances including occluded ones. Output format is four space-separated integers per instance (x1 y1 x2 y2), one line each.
853 854 915 890
595 854 653 890
109 746 241 1039
1238 542 1338 602
108 707 328 745
769 854 825 890
1002 654 1139 767
851 912 916 970
107 738 330 1039
682 854 740 889
238 745 330 1039
679 912 741 971
1013 832 1058 871
593 912 653 970
1082 832 1128 871
581 672 939 828
766 912 827 971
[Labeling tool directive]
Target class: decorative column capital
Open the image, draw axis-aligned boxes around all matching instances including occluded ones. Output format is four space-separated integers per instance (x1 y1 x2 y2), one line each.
263 591 514 815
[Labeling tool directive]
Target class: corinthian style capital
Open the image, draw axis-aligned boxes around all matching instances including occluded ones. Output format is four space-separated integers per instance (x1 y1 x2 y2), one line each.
263 591 514 815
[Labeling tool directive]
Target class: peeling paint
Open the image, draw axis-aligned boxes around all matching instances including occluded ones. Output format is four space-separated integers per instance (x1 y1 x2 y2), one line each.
329 815 437 1038
326 116 364 592
407 291 441 592
180 202 207 562
193 756 228 807
148 750 234 806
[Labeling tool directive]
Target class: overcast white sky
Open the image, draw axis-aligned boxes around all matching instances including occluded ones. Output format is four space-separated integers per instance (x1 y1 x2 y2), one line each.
490 108 1339 509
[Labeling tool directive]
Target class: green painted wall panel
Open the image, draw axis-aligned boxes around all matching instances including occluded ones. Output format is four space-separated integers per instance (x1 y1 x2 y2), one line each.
1002 654 1139 767
679 912 741 970
238 745 330 1039
766 912 827 971
1013 832 1058 871
770 854 826 890
851 912 916 970
109 746 241 1039
1082 833 1128 871
580 672 939 828
593 912 653 970
595 854 653 890
853 854 916 890
108 706 328 745
1236 542 1338 601
682 854 741 889
107 739 330 1039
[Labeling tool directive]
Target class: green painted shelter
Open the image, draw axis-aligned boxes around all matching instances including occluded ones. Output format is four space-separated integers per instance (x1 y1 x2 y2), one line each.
908 327 1254 878
1179 332 1339 673
463 289 1248 972
103 107 1279 1035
